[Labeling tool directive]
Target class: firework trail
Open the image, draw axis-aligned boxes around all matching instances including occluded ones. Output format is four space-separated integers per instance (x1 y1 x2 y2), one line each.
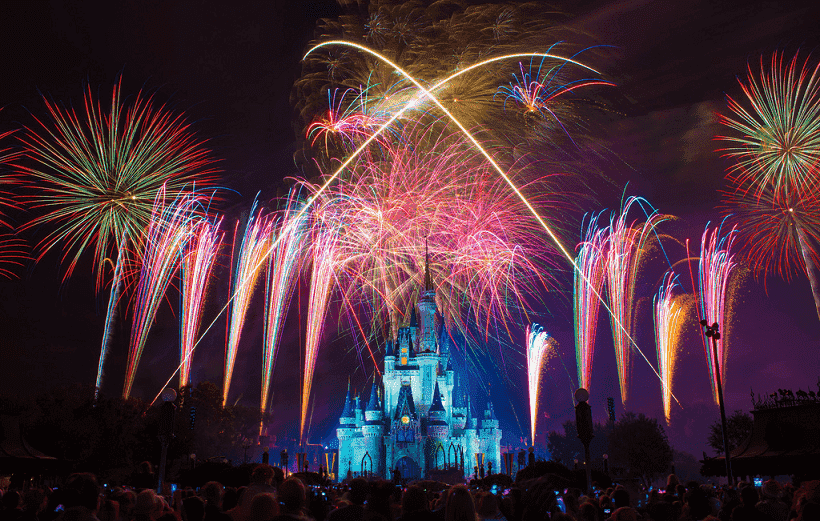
718 52 820 201
302 222 340 442
698 223 737 405
653 271 683 425
15 77 217 394
306 87 387 155
526 323 553 446
179 216 223 388
0 121 26 277
223 202 273 406
574 213 607 391
605 197 666 403
261 194 307 429
124 187 201 398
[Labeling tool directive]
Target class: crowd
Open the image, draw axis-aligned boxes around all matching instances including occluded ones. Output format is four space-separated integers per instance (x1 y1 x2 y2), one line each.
1 465 818 521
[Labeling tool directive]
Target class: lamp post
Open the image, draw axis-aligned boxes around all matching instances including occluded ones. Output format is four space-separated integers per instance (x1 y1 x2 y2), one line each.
157 388 177 494
700 320 733 486
603 454 608 475
575 388 593 494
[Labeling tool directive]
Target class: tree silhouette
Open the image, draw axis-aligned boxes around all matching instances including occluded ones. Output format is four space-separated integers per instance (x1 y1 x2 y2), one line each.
707 410 753 455
607 412 672 486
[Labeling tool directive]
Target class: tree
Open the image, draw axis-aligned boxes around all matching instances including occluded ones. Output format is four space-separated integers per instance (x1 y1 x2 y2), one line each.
707 410 753 455
607 412 672 486
547 420 612 470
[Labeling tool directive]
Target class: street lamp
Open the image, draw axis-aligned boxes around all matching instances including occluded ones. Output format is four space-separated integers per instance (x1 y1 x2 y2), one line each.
157 388 177 494
575 388 593 494
700 320 733 486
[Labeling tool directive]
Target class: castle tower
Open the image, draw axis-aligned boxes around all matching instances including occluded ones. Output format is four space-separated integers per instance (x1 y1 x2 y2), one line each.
362 383 384 476
418 240 437 353
336 385 356 480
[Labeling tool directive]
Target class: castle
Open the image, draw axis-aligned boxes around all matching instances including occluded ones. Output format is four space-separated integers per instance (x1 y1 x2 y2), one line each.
336 262 502 481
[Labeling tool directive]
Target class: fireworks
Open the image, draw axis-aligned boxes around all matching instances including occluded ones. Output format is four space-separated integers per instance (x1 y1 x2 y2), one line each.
16 77 217 394
653 271 683 425
698 223 737 405
574 213 607 391
718 52 820 201
261 194 307 429
301 223 340 442
124 187 201 398
179 216 223 388
604 197 666 403
223 203 274 406
526 323 553 446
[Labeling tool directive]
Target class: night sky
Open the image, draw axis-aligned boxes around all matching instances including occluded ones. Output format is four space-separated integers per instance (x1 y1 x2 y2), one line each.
1 0 820 460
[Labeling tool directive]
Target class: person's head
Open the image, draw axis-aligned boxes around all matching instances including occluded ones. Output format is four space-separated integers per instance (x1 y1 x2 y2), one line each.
762 480 783 500
401 485 428 514
201 482 223 508
613 506 639 521
64 473 102 513
277 478 306 513
348 478 369 506
250 465 274 485
2 490 21 510
182 496 205 521
578 501 599 521
248 493 278 521
476 492 500 518
740 486 759 507
445 485 476 521
613 489 630 509
98 499 120 521
135 490 161 520
222 487 239 511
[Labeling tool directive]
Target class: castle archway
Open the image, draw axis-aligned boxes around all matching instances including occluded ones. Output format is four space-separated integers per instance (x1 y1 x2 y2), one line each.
394 456 421 481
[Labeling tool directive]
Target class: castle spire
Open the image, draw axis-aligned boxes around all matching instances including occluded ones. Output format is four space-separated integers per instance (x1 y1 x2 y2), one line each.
340 380 353 418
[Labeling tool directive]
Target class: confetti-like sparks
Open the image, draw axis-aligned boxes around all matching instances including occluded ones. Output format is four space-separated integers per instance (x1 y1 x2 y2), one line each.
718 52 820 201
526 323 553 446
261 194 307 428
124 187 200 398
179 216 223 388
698 224 737 405
574 213 607 391
604 197 666 403
223 203 273 406
653 271 683 425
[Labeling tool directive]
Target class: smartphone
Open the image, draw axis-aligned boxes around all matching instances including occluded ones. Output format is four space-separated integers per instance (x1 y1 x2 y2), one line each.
171 484 178 493
491 484 498 495
557 497 566 513
754 477 763 488
604 508 611 515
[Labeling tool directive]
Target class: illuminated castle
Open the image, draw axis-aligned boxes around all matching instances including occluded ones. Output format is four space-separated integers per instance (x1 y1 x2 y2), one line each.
336 260 502 481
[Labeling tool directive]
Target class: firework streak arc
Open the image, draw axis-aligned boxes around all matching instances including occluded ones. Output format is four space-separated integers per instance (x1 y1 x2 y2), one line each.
526 324 552 446
223 203 274 406
261 194 307 431
180 216 223 388
574 213 607 391
653 271 683 424
124 187 201 398
698 224 737 405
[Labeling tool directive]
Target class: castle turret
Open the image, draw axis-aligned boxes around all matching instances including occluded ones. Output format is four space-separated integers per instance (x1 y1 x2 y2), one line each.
362 383 384 476
336 384 357 480
417 241 437 353
427 382 449 439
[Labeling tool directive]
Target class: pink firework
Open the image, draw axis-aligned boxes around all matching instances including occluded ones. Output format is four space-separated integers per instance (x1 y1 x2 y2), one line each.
698 223 737 405
223 203 274 406
306 88 384 153
124 187 201 398
261 194 307 428
604 197 666 404
179 216 223 388
574 213 607 391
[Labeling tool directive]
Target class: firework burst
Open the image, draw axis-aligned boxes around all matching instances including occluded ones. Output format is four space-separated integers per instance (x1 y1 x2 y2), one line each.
15 77 218 394
718 52 820 200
